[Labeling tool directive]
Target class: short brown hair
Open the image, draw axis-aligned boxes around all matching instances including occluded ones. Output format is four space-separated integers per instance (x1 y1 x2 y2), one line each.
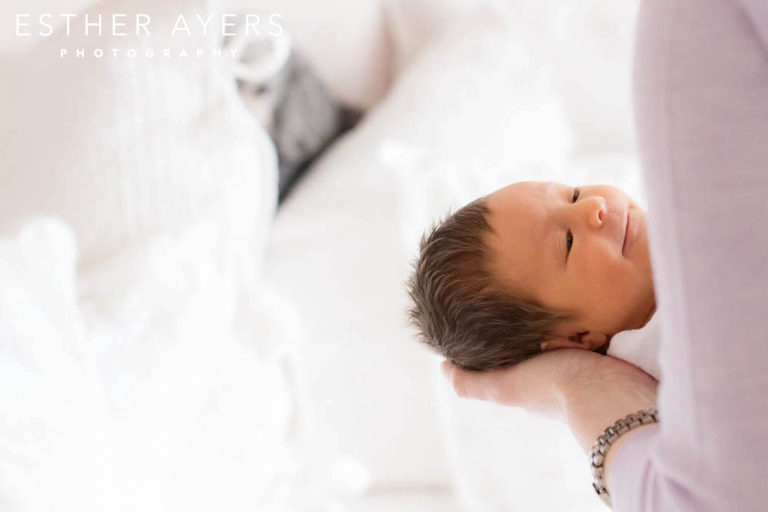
407 198 570 371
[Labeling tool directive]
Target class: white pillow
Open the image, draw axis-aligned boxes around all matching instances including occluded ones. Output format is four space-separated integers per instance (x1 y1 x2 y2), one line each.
384 0 486 73
0 0 277 275
385 0 639 157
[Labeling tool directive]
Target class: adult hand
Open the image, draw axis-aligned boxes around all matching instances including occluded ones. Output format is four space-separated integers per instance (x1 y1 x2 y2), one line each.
442 349 658 453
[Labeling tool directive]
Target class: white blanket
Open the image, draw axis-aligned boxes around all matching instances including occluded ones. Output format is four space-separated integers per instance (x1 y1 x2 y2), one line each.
0 219 302 511
608 314 662 380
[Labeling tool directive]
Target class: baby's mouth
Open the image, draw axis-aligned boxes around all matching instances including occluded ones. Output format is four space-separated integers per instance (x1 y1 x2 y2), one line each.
621 210 630 255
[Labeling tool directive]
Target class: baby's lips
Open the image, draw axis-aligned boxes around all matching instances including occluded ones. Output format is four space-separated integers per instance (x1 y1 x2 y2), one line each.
621 208 630 255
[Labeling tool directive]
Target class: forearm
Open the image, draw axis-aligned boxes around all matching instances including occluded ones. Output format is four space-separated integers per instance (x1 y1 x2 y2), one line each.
557 363 658 509
561 368 657 455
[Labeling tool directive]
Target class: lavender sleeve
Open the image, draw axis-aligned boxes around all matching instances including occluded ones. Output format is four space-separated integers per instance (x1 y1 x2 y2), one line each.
610 1 768 511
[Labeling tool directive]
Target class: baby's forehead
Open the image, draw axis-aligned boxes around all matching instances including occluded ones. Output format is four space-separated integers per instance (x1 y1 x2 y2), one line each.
485 182 554 229
486 181 566 208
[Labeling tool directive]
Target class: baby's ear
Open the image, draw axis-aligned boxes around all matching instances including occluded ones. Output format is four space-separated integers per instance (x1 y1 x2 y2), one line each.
540 333 586 351
578 331 609 351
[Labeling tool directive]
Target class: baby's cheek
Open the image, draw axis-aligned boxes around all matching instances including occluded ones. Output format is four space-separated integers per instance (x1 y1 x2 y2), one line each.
587 251 625 294
584 247 615 275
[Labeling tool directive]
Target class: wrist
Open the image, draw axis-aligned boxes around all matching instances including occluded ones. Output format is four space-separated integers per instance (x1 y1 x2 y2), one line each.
562 395 656 454
557 357 658 453
590 408 659 508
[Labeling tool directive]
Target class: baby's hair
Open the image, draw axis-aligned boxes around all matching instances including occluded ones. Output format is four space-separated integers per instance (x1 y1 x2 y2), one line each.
407 197 570 370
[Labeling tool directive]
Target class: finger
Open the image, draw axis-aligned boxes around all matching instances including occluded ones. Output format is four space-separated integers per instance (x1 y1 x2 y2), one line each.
440 360 453 380
440 361 472 399
440 361 465 397
441 352 574 408
441 360 501 402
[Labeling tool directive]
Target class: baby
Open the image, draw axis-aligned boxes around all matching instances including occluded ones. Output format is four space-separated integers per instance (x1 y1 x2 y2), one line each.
407 181 660 377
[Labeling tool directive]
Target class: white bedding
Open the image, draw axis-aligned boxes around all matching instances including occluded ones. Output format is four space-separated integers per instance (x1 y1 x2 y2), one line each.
0 218 299 511
0 0 360 510
1 0 646 510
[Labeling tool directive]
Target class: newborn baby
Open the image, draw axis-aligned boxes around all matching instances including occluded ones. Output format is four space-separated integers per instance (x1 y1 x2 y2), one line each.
407 181 660 379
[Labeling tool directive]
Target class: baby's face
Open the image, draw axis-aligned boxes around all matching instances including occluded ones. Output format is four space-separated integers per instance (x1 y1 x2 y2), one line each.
485 181 655 345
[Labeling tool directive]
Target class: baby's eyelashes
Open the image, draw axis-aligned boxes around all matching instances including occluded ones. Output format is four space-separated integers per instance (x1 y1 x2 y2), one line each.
572 187 581 203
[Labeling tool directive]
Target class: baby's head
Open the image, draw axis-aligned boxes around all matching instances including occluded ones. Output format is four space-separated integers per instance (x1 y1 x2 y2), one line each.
407 181 655 370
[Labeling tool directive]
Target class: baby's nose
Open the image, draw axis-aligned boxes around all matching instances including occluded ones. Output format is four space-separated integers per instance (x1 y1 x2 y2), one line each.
585 197 606 228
